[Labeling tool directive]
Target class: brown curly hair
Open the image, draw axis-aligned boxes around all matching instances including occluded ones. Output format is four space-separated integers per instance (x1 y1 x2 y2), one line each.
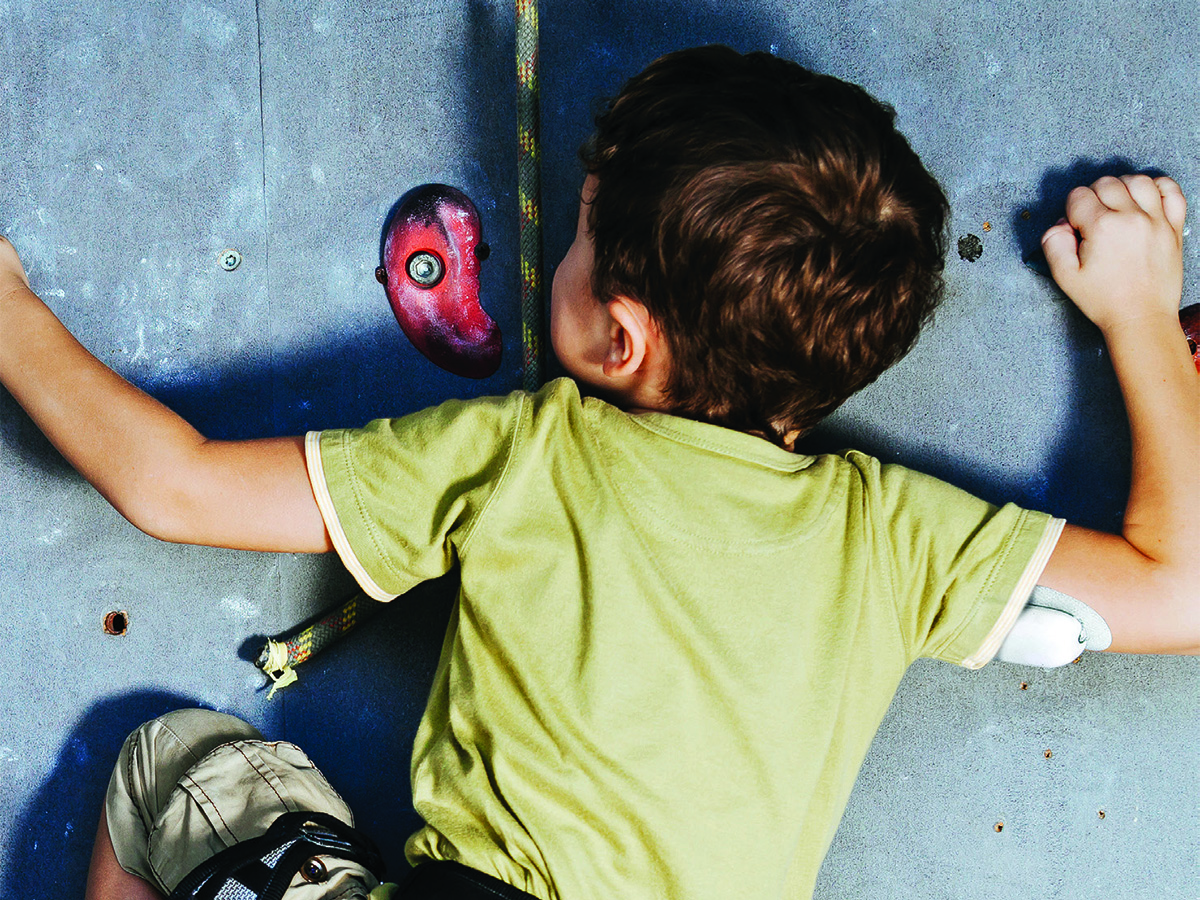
581 46 949 444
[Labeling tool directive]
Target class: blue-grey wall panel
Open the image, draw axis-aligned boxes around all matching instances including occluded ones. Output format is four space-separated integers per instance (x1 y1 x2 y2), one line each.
2 0 1198 897
0 4 283 896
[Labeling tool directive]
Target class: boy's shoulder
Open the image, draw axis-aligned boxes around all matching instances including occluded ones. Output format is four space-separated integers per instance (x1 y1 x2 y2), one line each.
377 378 1029 532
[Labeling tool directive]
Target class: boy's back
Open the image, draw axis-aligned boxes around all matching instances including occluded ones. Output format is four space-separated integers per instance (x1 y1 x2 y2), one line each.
310 377 1057 898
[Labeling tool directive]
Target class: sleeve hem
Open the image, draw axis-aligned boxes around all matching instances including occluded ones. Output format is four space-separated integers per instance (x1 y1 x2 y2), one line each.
305 431 398 602
959 515 1065 669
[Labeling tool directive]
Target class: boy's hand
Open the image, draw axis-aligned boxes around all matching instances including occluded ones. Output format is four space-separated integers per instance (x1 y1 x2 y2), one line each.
1040 174 1186 331
0 235 32 301
1036 174 1199 655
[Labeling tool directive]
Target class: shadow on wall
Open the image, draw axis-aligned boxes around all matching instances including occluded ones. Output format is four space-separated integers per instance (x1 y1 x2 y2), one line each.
0 582 453 899
1008 156 1166 275
0 690 201 900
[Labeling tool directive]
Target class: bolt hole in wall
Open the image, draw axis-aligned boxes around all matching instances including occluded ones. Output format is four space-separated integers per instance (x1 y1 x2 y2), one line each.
103 611 128 636
957 233 984 262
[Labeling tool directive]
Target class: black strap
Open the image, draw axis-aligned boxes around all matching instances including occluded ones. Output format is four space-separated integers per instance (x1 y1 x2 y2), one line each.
399 861 542 900
168 811 386 900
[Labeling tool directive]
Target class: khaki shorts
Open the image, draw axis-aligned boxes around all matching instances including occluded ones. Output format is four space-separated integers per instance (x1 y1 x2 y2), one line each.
105 708 382 898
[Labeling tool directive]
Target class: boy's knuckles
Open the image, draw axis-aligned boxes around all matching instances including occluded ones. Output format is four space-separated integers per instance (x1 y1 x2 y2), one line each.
1119 173 1155 192
1090 176 1131 204
1066 184 1099 210
1121 176 1167 213
1152 175 1184 196
1096 173 1138 192
1087 213 1142 245
1160 192 1188 234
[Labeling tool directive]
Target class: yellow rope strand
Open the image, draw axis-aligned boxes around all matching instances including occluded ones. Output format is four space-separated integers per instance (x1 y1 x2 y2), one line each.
516 0 543 391
255 11 544 698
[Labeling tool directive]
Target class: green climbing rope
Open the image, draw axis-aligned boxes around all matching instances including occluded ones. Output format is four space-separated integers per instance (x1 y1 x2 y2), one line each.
253 7 544 696
516 0 543 391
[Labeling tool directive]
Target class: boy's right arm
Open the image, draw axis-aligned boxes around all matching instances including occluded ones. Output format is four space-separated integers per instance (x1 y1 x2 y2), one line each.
1035 175 1199 655
0 237 332 553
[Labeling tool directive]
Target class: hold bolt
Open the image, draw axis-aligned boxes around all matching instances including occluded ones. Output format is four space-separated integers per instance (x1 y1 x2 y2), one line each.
406 250 444 288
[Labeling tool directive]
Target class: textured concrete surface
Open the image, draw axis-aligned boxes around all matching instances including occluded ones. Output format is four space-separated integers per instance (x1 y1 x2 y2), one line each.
1 1 1197 897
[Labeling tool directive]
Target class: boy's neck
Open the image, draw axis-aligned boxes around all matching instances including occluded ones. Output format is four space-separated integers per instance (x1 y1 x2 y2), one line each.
572 377 802 451
573 377 672 416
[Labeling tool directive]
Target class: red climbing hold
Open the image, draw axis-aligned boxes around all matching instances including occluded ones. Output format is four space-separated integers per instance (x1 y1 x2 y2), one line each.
379 184 501 378
1181 304 1200 373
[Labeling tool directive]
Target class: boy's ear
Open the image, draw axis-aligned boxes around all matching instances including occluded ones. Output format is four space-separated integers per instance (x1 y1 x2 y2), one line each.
602 296 659 378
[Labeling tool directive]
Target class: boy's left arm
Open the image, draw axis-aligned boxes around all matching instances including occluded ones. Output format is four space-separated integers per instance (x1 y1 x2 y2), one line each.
0 237 331 553
1035 174 1199 655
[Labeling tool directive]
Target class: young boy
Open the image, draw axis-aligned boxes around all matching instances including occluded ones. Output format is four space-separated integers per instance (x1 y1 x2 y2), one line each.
1 46 1196 900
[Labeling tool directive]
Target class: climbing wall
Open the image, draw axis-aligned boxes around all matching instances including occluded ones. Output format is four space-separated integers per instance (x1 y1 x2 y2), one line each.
1 1 1196 897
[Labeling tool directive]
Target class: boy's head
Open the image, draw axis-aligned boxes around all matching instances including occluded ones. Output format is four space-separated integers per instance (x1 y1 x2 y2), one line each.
552 45 949 445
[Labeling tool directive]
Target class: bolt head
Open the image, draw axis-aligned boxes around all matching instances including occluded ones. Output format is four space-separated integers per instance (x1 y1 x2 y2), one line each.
406 250 444 287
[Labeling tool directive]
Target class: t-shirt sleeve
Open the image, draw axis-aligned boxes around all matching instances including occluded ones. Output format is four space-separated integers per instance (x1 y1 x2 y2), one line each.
866 456 1064 669
305 391 525 601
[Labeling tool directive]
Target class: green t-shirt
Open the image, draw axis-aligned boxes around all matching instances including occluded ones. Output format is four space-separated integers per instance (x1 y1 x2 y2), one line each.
306 378 1060 900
